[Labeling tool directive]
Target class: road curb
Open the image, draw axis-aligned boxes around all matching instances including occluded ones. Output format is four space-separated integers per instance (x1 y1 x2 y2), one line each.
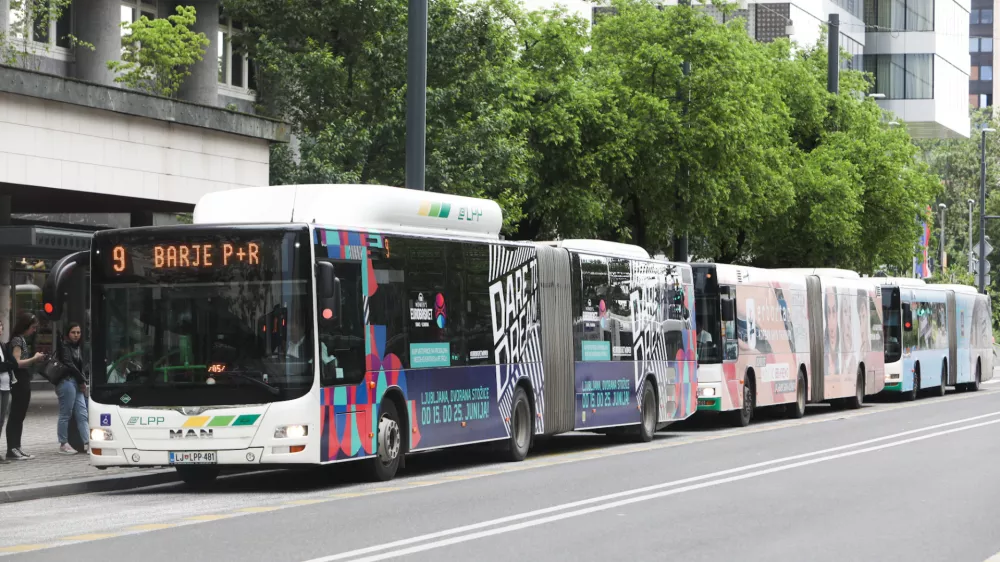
0 469 179 504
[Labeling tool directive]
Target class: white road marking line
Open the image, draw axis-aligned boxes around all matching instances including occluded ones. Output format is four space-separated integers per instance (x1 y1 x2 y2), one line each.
301 410 1000 562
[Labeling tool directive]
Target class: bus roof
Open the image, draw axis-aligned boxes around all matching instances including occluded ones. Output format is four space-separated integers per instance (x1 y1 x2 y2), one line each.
871 276 927 287
776 268 861 279
928 283 983 295
707 263 810 287
538 240 650 260
193 184 504 241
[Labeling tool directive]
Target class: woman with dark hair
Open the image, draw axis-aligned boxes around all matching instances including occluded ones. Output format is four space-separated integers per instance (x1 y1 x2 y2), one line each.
6 312 45 461
56 323 89 455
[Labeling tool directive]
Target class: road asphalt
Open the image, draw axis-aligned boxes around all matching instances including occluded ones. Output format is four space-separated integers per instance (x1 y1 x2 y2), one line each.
2 384 1000 561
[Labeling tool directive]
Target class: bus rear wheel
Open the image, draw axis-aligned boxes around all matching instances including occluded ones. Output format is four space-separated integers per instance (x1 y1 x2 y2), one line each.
935 362 947 397
504 386 532 462
787 370 807 419
845 368 864 410
964 362 982 392
369 400 402 482
635 382 658 443
176 466 219 489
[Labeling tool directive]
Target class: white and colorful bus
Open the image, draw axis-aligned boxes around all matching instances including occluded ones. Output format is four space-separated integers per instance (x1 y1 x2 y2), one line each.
42 184 697 486
878 279 993 397
693 264 884 426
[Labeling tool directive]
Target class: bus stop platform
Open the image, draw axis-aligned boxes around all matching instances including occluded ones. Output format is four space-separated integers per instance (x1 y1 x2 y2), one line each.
0 390 177 504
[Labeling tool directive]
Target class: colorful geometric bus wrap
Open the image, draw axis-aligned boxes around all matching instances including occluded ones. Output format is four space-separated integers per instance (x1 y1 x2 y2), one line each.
313 229 544 462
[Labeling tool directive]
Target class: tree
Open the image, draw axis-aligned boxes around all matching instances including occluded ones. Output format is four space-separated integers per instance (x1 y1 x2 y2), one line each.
224 0 531 232
107 6 210 98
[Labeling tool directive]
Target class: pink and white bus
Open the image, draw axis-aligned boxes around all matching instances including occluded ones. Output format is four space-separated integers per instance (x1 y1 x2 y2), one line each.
693 264 884 426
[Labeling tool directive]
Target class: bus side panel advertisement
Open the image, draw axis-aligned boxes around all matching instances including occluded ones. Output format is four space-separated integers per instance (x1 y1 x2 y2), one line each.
574 362 638 429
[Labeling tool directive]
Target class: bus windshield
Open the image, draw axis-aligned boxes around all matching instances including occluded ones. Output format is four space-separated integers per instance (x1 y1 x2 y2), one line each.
883 287 902 364
693 266 722 363
90 227 314 408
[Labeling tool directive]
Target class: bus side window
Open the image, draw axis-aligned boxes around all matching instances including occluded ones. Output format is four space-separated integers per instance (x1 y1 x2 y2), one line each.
722 288 738 361
317 260 366 386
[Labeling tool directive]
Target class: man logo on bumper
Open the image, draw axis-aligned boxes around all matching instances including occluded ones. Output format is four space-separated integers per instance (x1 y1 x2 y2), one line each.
170 429 214 439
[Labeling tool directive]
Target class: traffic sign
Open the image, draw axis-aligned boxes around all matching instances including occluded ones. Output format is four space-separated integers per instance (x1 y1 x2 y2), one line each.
975 259 991 274
975 238 994 259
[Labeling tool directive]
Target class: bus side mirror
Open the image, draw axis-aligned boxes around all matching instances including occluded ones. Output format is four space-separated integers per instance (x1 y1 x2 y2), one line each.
316 262 342 324
902 304 913 332
721 298 735 322
41 250 90 320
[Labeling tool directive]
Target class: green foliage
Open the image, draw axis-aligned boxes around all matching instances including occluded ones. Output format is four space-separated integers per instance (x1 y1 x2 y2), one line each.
224 0 939 258
107 6 210 98
2 0 93 69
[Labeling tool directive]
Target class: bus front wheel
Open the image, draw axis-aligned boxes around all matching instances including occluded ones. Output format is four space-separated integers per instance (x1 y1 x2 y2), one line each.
369 400 402 482
176 466 219 489
787 369 807 419
730 382 753 428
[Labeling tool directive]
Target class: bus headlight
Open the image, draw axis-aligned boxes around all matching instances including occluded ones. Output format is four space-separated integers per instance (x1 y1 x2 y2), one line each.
274 425 308 439
90 428 113 441
698 387 716 397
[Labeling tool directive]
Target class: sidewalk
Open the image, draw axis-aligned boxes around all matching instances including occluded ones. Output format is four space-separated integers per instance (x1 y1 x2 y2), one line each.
0 388 177 504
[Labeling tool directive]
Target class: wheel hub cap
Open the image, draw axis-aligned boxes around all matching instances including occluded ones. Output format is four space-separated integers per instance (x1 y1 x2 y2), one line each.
377 415 400 465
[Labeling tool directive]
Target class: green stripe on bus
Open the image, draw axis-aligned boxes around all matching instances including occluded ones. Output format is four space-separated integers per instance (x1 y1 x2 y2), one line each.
429 202 442 217
439 203 451 218
208 416 236 427
232 414 260 426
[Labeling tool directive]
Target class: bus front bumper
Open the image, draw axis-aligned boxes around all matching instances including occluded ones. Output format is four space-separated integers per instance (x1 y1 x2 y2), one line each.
89 446 310 467
697 383 723 411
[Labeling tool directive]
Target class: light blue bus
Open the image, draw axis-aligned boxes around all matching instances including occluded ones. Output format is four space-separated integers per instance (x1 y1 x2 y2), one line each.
880 279 993 399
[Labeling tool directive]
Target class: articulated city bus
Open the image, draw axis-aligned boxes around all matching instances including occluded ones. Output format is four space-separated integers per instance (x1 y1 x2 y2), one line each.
43 184 697 486
878 279 993 397
693 264 884 426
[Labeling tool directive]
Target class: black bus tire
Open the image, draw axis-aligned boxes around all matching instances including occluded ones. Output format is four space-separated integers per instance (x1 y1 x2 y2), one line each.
368 400 403 481
504 386 532 462
636 382 658 443
787 369 807 419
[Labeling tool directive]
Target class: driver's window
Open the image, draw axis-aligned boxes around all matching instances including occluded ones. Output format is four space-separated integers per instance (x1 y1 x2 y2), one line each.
317 260 366 386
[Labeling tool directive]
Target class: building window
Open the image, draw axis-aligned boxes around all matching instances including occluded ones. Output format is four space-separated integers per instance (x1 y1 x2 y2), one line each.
972 37 994 53
984 66 994 81
982 94 993 107
218 15 256 93
8 1 74 49
120 1 156 34
865 0 934 31
972 8 994 23
972 94 981 108
864 54 935 100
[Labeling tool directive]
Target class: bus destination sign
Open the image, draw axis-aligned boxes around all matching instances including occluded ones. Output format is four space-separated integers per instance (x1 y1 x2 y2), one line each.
110 242 261 273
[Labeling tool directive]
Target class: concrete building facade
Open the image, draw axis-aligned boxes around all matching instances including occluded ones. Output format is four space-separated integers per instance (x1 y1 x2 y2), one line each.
0 1 289 345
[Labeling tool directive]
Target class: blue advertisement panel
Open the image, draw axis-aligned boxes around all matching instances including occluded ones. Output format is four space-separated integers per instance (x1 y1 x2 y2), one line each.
574 361 639 430
406 365 508 450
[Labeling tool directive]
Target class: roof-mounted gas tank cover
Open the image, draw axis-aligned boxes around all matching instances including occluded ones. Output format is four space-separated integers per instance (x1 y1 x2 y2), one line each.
538 239 651 260
193 184 504 240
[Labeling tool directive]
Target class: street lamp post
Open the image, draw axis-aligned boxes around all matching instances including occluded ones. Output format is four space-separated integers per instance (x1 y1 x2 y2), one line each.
969 198 976 274
939 203 947 274
979 127 996 293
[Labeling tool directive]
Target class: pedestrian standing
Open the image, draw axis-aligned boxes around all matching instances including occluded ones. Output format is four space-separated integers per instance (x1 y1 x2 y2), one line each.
6 312 45 461
56 323 89 455
0 318 17 464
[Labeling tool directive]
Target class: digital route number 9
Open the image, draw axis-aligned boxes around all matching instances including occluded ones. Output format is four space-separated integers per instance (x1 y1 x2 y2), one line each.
113 245 126 273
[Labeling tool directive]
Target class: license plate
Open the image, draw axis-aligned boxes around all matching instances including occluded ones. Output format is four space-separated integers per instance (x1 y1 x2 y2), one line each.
169 451 217 465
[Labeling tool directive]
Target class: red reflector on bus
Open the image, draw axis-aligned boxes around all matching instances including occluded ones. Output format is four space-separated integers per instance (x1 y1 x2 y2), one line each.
322 308 333 320
44 303 53 314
